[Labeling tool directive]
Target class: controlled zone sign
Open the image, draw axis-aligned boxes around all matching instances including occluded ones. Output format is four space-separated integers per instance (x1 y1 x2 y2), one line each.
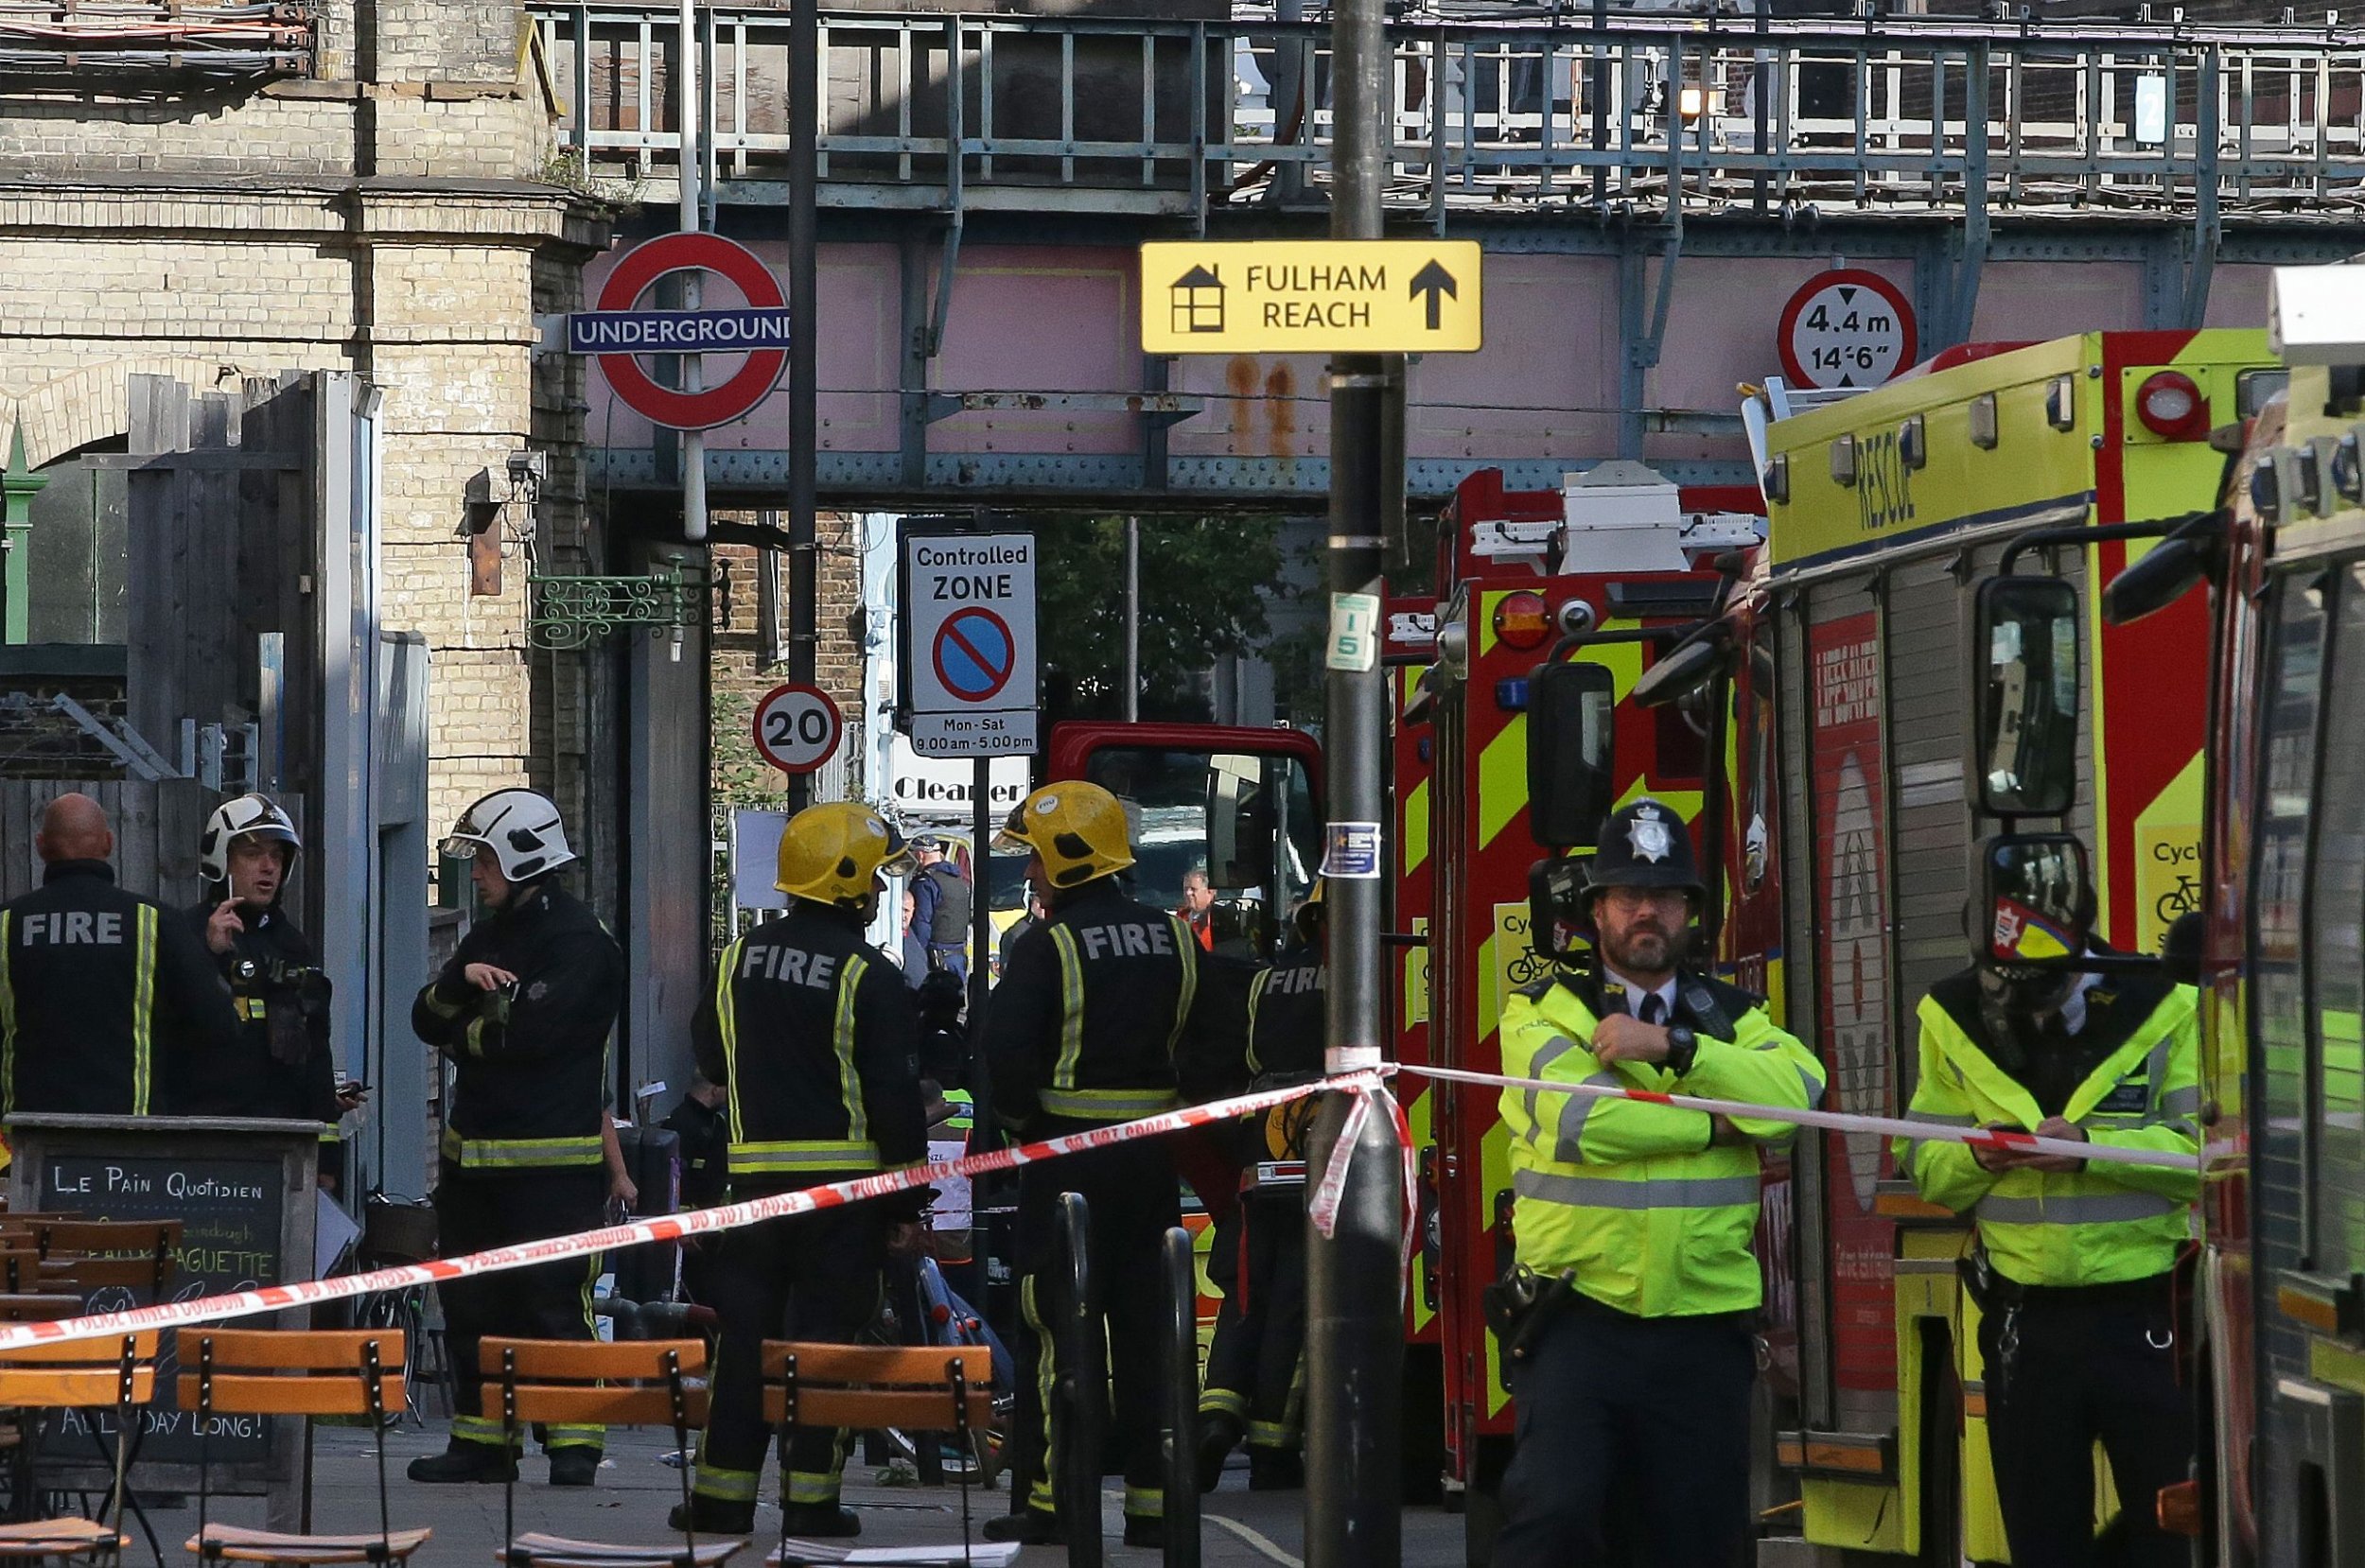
1140 239 1483 354
572 232 790 429
751 683 843 775
1778 268 1917 391
899 531 1039 758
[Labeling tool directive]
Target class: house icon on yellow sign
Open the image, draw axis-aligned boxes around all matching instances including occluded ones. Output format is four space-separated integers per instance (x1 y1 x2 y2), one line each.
1169 265 1224 335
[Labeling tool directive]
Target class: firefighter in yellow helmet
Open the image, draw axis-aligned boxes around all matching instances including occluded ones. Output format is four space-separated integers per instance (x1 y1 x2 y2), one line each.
982 781 1238 1550
672 802 927 1540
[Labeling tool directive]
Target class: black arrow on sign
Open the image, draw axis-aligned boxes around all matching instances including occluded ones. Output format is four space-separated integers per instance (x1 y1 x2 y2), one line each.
1410 260 1459 330
1838 287 1858 304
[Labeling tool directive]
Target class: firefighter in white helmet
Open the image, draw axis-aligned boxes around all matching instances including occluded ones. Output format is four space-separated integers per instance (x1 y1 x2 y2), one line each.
183 793 359 1183
409 789 622 1489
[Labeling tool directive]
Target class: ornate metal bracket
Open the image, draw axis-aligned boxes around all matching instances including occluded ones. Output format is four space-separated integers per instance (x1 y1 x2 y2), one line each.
527 566 705 650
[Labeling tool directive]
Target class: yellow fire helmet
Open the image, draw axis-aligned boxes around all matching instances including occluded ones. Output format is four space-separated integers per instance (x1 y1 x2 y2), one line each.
994 780 1135 890
776 801 916 906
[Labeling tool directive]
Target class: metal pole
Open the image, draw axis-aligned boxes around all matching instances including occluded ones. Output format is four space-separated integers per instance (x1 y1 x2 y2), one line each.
786 0 820 809
1303 0 1400 1545
679 0 706 544
969 754 993 1142
1124 516 1141 722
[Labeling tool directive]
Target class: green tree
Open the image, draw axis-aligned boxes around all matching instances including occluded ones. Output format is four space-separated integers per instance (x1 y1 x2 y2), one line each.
1036 514 1288 723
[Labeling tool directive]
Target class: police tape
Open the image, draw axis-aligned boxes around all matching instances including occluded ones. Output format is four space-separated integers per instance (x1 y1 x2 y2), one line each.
1305 1082 1422 1294
0 1072 1386 1353
1393 1062 2199 1172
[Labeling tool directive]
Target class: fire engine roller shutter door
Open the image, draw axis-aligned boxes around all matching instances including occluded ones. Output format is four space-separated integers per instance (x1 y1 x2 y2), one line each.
1778 584 1836 1436
2305 564 2365 1286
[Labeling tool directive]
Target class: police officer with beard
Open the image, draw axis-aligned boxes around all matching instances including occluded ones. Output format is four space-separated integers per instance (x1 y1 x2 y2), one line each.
1896 838 2199 1568
673 803 926 1541
183 795 356 1178
410 789 622 1489
1494 799 1823 1567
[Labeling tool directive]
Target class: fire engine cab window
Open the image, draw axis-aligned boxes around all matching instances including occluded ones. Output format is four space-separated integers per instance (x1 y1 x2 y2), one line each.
1081 746 1319 959
2309 561 2365 1278
2252 573 2324 1290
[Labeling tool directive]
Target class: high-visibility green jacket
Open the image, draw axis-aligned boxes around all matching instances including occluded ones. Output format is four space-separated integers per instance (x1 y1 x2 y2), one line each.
1892 967 2199 1288
1499 967 1824 1318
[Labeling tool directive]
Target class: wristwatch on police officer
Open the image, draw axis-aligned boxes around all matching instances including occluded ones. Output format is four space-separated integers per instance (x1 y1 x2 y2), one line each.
1662 1023 1699 1076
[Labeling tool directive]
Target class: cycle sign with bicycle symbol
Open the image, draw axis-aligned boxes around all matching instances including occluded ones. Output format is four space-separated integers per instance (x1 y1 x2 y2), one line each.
2139 830 2201 950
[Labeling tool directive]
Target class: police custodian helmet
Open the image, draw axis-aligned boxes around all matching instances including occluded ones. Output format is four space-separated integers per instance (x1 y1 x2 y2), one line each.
1585 798 1707 902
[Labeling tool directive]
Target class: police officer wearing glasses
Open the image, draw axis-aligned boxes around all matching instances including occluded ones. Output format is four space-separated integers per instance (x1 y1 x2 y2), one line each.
1896 838 2199 1568
1494 798 1824 1567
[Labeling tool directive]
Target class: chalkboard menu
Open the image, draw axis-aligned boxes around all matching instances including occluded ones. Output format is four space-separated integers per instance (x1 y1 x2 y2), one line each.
7 1115 319 1502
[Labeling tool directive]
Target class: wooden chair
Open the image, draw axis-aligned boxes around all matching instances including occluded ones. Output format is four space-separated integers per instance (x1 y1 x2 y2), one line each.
479 1338 741 1568
26 1225 180 1299
758 1344 994 1567
0 1332 158 1561
177 1330 429 1567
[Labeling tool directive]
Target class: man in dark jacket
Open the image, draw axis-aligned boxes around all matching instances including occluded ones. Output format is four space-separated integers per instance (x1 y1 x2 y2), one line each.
983 781 1239 1550
181 794 351 1179
908 835 972 981
0 793 237 1116
409 788 622 1490
673 802 926 1540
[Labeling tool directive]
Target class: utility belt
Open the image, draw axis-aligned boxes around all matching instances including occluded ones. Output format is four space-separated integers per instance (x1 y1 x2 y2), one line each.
1959 1251 2175 1315
1482 1264 1575 1385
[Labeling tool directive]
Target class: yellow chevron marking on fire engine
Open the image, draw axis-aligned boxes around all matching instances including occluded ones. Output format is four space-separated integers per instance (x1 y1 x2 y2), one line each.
2132 753 2203 955
1482 1116 1515 1417
1404 776 1430 875
1405 1083 1436 1334
1478 716 1528 849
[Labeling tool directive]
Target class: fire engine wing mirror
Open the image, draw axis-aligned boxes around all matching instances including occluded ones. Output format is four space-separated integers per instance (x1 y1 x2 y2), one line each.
1628 636 1726 710
1527 661 1617 849
2102 512 2225 627
1974 576 2080 819
1978 833 2093 969
1528 855 1590 963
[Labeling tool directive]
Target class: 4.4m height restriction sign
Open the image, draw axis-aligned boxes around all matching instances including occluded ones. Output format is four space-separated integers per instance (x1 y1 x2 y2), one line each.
1778 268 1918 391
899 531 1038 758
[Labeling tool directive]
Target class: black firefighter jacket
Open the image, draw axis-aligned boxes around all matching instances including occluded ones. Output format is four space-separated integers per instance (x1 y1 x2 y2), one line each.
179 900 341 1124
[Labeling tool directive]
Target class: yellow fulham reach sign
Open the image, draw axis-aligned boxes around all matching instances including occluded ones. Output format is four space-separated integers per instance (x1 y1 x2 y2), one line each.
1140 239 1483 355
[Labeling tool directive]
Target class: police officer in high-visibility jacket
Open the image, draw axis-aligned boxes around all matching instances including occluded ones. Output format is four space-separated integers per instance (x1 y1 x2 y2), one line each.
982 781 1234 1551
1894 838 2199 1568
673 803 926 1540
410 789 622 1488
1196 884 1323 1492
1495 798 1824 1568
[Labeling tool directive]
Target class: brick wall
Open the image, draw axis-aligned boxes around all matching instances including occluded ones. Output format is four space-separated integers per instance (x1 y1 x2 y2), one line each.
708 514 868 813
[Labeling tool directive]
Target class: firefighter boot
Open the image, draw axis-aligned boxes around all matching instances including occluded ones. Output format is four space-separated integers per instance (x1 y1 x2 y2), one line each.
406 1439 517 1484
1195 1412 1243 1492
981 1507 1061 1546
1123 1514 1167 1549
667 1499 755 1536
1247 1447 1304 1491
548 1448 601 1488
778 1504 861 1539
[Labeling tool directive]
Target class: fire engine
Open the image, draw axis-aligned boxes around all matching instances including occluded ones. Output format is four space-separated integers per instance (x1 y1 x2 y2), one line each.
1633 327 2277 1560
2092 262 2365 1567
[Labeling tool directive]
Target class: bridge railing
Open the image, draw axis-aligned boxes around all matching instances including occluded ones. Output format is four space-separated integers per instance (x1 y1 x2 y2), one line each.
530 5 2365 218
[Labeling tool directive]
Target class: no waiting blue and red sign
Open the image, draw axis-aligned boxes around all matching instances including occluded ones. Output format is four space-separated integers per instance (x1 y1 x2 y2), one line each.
933 608 1017 704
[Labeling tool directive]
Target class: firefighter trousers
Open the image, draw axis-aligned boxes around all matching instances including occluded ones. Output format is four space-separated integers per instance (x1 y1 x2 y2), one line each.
1199 1185 1306 1453
1495 1298 1756 1568
692 1203 886 1512
434 1163 607 1454
1007 1136 1178 1529
1978 1281 2190 1568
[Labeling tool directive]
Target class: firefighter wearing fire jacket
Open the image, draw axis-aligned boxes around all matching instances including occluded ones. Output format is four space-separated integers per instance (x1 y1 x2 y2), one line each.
1895 840 2199 1568
1494 798 1824 1568
409 789 622 1489
1196 884 1323 1493
983 780 1235 1551
182 795 349 1173
672 803 928 1540
0 793 238 1117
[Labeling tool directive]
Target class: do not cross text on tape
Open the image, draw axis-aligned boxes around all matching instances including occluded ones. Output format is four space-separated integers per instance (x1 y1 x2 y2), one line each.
1140 239 1483 355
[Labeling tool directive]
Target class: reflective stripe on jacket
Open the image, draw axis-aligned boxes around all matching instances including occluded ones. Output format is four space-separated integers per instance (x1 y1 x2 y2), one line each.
1498 967 1824 1318
1892 969 2199 1288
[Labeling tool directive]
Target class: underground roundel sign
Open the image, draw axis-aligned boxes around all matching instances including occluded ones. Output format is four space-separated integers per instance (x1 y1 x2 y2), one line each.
751 683 842 775
1778 269 1918 392
589 232 788 430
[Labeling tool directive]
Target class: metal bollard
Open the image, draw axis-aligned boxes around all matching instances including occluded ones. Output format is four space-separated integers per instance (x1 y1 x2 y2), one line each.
1056 1192 1103 1568
1162 1226 1201 1568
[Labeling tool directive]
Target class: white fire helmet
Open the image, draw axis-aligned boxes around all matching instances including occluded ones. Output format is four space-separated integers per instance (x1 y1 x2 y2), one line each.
441 789 576 881
199 793 302 885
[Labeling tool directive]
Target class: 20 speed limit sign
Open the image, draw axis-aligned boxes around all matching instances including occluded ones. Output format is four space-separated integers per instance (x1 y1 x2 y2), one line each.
751 683 843 775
